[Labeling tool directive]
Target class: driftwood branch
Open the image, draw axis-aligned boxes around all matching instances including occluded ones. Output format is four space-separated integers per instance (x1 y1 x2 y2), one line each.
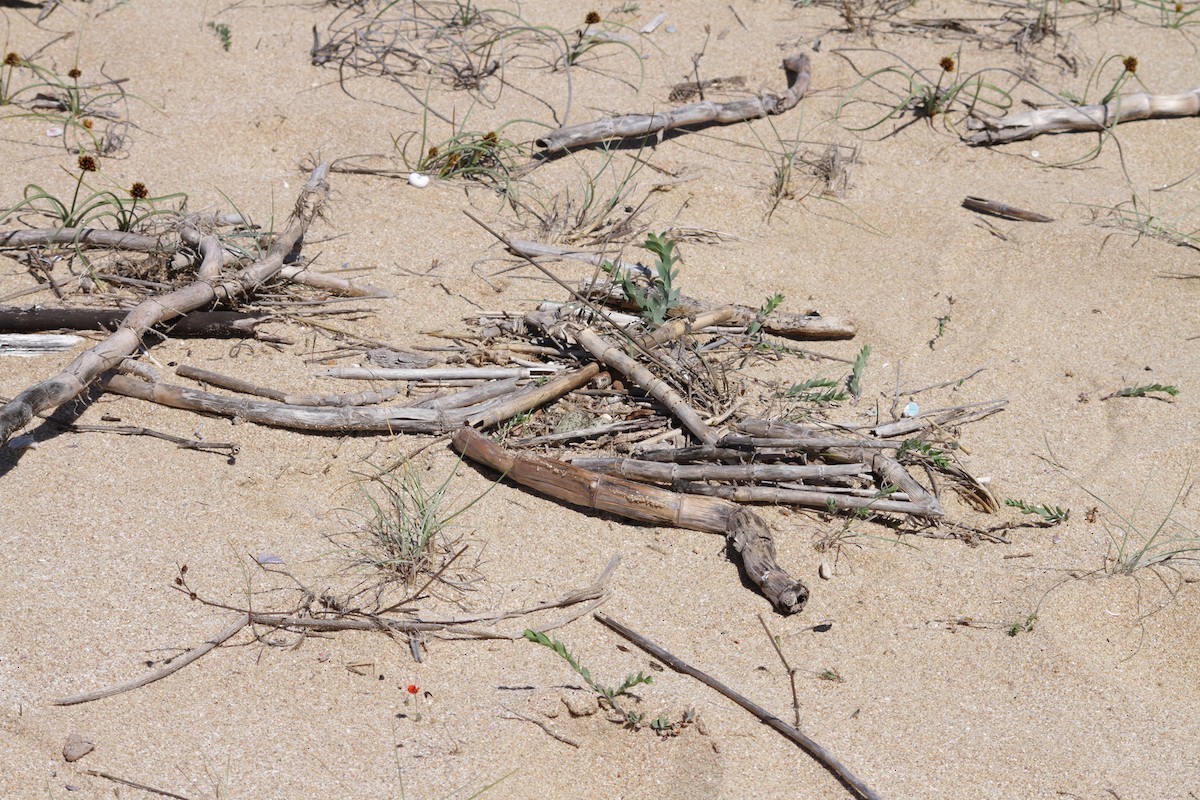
55 557 618 706
537 54 811 153
967 87 1200 145
452 427 808 614
0 306 271 338
594 612 883 800
0 163 332 446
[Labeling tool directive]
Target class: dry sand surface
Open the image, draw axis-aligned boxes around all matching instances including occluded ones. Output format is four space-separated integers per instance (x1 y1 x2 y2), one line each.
2 1 1199 798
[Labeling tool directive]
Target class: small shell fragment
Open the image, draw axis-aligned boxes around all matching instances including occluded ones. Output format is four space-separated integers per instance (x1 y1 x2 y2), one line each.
408 172 430 188
47 126 64 137
818 561 833 580
903 401 920 417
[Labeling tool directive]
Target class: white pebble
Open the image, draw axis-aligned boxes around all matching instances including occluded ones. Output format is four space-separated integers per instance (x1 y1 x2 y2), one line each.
46 126 63 137
818 561 832 580
1031 150 1040 158
903 401 920 417
408 172 431 188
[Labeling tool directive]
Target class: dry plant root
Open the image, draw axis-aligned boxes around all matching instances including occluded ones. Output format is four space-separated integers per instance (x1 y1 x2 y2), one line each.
0 164 332 446
537 54 812 153
452 426 809 614
967 87 1200 145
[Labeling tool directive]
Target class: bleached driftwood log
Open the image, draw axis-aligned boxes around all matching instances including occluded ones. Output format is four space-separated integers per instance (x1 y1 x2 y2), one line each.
967 87 1200 145
0 164 332 446
537 54 811 153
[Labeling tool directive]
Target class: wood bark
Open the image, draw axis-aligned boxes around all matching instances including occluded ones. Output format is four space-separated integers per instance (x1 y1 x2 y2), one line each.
0 163 332 446
451 427 809 614
967 87 1200 145
537 54 811 153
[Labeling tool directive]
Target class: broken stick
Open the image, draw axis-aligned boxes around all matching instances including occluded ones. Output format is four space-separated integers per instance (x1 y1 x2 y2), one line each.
967 87 1200 145
537 54 811 153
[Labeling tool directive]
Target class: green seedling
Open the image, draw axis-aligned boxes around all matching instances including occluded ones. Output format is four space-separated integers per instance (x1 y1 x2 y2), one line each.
603 231 682 328
787 377 848 405
209 22 233 51
847 344 870 399
1007 612 1038 637
897 439 951 469
523 629 653 725
1005 498 1070 525
748 292 785 337
1103 383 1180 401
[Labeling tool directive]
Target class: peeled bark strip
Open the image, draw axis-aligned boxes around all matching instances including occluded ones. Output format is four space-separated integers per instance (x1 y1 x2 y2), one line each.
0 163 332 446
0 227 165 251
537 54 811 153
967 87 1200 145
571 456 868 483
452 427 808 614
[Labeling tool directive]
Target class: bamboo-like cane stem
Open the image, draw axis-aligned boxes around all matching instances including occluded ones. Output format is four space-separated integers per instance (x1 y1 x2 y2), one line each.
452 427 808 613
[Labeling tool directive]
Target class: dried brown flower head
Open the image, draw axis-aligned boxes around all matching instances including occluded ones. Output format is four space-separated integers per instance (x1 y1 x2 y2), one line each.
1122 55 1138 74
585 11 601 25
427 146 440 159
3 52 20 67
939 56 955 73
1176 2 1184 10
482 131 498 145
81 118 94 129
130 182 148 199
77 155 98 172
68 67 81 79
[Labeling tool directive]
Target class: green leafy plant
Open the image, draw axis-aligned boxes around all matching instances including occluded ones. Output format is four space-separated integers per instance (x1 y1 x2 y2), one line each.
897 439 951 469
1007 612 1037 637
787 377 848 405
1005 498 1070 525
817 667 845 683
523 629 653 724
748 292 785 337
848 343 870 399
603 231 682 328
1103 383 1180 401
208 21 233 51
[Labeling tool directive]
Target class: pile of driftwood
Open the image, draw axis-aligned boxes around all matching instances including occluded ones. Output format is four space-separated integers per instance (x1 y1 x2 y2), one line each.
0 165 1003 616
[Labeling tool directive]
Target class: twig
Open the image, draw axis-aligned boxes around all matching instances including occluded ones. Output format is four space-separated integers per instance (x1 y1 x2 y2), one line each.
65 423 240 456
594 612 883 800
83 770 198 800
758 613 801 728
55 614 250 705
500 705 581 747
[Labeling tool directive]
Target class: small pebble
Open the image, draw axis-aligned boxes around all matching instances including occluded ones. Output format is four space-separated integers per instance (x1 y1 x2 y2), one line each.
408 172 431 188
903 401 920 418
47 126 64 137
62 733 94 763
818 561 833 580
1031 150 1040 158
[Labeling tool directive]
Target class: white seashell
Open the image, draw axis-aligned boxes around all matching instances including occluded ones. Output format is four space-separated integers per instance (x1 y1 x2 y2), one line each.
47 126 63 137
408 172 431 188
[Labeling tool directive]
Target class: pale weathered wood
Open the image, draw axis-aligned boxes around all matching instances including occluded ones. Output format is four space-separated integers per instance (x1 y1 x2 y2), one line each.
452 427 808 613
0 164 332 446
537 55 811 153
967 87 1200 145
